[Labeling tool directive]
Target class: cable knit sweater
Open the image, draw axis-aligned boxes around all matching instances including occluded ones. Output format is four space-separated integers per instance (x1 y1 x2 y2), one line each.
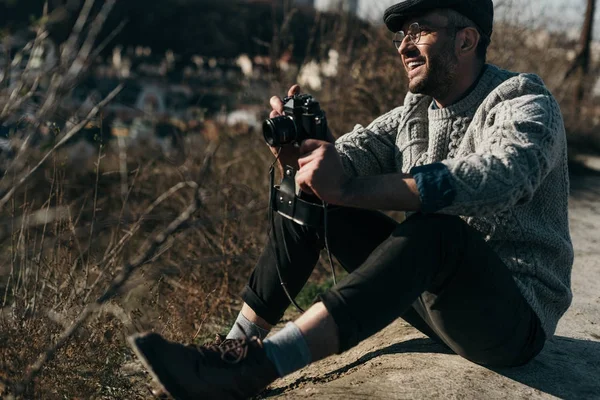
335 64 573 337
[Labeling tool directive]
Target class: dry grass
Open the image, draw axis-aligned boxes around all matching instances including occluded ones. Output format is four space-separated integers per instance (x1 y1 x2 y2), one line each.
0 131 274 398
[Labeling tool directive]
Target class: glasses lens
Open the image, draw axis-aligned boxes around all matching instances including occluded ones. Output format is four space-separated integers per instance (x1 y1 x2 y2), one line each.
393 31 405 49
408 22 421 45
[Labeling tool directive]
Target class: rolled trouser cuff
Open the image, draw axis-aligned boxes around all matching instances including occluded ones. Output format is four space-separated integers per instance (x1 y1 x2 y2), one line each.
241 284 284 326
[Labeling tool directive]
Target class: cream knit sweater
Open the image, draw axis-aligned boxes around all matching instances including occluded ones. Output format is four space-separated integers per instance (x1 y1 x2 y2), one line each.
335 64 573 337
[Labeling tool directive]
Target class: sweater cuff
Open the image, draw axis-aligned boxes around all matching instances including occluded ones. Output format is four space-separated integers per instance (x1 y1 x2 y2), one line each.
410 163 456 213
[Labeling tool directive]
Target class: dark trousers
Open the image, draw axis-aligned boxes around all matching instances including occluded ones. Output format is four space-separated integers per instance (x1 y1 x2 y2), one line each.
241 208 546 367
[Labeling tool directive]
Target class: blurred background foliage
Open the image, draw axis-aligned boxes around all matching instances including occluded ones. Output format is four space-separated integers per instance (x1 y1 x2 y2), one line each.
0 0 368 60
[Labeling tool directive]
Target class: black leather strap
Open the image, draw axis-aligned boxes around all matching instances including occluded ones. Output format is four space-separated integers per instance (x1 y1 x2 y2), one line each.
272 165 323 227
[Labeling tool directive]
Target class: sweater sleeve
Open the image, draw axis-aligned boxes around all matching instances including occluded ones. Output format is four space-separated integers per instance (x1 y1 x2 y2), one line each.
439 84 565 217
334 106 402 177
410 162 456 213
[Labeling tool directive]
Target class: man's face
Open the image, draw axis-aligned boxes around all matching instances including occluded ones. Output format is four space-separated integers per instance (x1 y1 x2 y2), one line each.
398 11 459 99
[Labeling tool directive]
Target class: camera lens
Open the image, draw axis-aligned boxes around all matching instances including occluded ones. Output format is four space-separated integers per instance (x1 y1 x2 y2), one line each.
262 115 296 147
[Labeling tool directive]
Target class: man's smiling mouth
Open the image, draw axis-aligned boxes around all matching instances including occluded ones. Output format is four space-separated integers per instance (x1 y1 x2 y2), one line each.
405 60 426 78
407 61 426 70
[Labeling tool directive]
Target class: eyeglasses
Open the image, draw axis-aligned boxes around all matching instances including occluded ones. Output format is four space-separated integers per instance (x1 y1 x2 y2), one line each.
393 22 465 49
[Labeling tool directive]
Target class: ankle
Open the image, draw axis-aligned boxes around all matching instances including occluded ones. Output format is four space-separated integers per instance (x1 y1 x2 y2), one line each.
241 303 273 331
263 322 311 377
226 308 271 340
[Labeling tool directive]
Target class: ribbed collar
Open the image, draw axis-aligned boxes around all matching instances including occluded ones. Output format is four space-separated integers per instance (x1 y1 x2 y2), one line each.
427 64 503 120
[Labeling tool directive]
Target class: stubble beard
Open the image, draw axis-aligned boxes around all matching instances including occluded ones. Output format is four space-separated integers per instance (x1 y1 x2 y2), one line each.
408 43 459 100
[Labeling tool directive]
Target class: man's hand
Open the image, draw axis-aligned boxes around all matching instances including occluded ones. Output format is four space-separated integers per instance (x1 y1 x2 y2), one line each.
296 139 351 205
268 84 335 173
270 89 421 211
268 85 302 171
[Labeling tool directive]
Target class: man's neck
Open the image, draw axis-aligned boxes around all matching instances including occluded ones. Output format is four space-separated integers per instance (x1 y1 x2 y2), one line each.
434 63 486 108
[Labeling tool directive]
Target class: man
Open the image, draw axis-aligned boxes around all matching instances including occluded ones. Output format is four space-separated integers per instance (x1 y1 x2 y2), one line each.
129 0 574 399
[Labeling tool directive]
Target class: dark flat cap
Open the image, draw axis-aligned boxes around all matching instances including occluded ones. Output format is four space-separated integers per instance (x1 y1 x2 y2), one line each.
383 0 494 37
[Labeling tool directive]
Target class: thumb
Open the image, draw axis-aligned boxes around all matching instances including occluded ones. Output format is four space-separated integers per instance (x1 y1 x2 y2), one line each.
288 84 301 97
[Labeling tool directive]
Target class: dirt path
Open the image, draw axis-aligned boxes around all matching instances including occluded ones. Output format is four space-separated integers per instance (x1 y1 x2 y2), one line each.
259 160 600 400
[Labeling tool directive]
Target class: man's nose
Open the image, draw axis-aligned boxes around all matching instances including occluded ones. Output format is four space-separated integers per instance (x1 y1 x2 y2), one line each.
398 36 416 56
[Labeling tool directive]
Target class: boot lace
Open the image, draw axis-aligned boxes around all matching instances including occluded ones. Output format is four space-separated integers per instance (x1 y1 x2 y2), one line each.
197 323 260 364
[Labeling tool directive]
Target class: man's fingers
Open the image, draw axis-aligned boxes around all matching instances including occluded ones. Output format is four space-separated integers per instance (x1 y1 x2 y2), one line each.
298 153 315 169
269 110 280 118
270 96 284 114
270 85 300 115
295 170 316 196
288 84 301 97
299 139 326 155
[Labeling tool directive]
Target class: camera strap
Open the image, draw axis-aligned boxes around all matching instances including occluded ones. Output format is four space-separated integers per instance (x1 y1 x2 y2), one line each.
272 165 324 227
268 163 337 314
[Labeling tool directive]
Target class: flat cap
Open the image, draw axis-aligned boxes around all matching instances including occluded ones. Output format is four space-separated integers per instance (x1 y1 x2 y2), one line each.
383 0 494 37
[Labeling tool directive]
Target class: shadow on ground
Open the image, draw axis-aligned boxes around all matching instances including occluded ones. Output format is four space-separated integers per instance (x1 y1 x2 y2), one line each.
492 336 600 399
261 335 600 399
259 338 452 398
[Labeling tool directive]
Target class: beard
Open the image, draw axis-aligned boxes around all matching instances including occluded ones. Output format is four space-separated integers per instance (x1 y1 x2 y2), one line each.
408 42 459 99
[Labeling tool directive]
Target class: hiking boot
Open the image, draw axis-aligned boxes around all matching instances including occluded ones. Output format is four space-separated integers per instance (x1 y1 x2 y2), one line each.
128 332 279 400
147 333 239 399
203 333 236 348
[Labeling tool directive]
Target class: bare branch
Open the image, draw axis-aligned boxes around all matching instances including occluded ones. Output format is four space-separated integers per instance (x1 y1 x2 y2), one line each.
90 20 128 62
562 0 597 106
61 0 96 67
68 0 117 78
0 39 12 89
0 84 123 212
82 180 199 302
16 143 219 390
0 77 40 119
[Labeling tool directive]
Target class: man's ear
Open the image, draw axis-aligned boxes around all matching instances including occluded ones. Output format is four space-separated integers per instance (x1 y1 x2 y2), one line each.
457 27 480 55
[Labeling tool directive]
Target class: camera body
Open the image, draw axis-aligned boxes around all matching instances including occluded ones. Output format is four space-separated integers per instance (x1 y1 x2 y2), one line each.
262 94 328 147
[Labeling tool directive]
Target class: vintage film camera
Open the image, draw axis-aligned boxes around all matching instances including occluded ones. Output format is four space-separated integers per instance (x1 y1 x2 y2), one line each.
262 94 328 226
262 94 328 147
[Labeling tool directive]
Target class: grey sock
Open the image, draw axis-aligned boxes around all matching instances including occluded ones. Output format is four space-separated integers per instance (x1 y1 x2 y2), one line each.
226 311 270 340
263 322 312 377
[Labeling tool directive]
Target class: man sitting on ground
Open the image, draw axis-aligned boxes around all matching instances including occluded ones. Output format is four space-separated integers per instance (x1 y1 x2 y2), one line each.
129 0 573 399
